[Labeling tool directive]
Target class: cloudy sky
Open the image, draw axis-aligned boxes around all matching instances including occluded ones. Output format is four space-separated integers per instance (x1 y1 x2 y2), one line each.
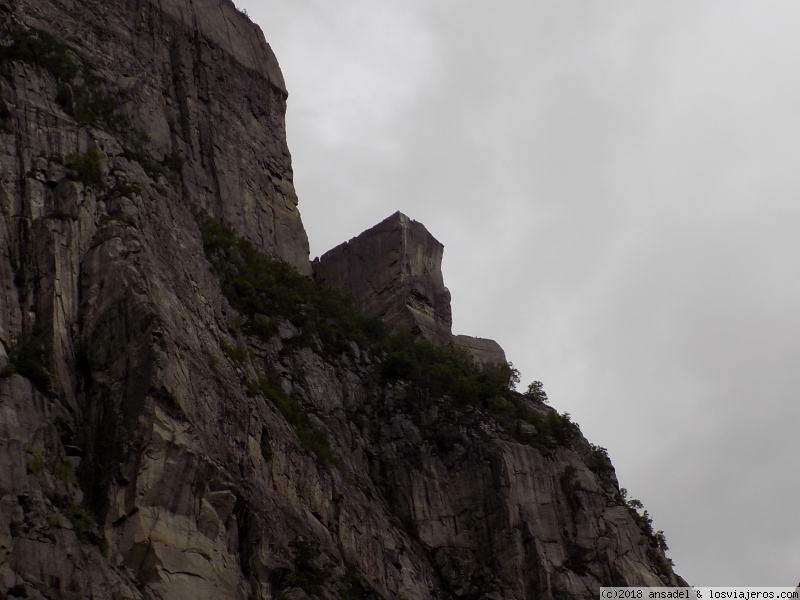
235 0 800 586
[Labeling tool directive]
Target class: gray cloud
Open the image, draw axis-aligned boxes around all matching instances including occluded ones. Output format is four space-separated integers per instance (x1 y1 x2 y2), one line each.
238 0 800 585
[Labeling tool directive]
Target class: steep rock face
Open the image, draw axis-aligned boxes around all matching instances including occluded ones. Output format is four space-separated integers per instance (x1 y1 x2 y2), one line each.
313 212 454 343
452 334 507 365
0 0 309 278
314 212 507 364
0 2 684 598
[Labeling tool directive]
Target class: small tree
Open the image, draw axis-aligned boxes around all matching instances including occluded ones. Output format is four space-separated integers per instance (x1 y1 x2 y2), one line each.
523 380 548 403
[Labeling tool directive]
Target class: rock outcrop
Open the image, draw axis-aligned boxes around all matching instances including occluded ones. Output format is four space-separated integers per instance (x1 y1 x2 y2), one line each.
453 334 508 365
313 212 453 343
0 1 684 598
314 211 508 364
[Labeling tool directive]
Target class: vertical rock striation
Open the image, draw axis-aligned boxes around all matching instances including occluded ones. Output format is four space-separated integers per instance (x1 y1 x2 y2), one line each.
0 0 309 277
313 212 454 344
314 211 508 364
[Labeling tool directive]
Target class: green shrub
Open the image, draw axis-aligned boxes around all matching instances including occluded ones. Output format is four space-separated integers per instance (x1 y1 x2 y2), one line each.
103 182 141 200
162 150 183 174
61 502 96 544
254 371 336 468
45 209 77 221
523 380 548 403
339 563 379 600
0 28 77 82
379 331 518 410
70 72 124 129
499 404 580 451
221 339 250 364
7 583 27 597
66 148 104 189
250 313 278 336
279 538 331 595
122 144 181 188
0 28 125 130
620 490 672 569
195 210 386 352
564 543 590 575
560 464 578 489
98 214 136 228
54 460 73 484
586 444 615 485
1 325 52 395
26 454 46 476
295 423 335 468
195 212 580 453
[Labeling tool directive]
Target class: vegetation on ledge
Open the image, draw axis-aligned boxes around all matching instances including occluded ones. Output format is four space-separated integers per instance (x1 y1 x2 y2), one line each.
1 27 183 190
0 28 78 82
195 211 580 453
1 325 52 396
0 28 125 130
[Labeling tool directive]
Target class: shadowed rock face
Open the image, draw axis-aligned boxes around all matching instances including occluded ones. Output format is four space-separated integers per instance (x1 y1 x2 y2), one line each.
0 1 684 598
453 334 508 364
0 0 309 278
313 212 454 343
313 212 510 364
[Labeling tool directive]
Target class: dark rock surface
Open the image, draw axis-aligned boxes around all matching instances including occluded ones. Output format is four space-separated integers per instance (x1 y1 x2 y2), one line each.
313 212 454 344
0 1 685 598
453 334 508 365
314 211 509 365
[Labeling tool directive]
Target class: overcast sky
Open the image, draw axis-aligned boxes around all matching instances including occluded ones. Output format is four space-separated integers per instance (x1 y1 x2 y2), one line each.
235 0 800 586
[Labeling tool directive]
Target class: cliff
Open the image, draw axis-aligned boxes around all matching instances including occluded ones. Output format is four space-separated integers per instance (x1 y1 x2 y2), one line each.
313 212 453 343
0 1 683 598
313 211 507 365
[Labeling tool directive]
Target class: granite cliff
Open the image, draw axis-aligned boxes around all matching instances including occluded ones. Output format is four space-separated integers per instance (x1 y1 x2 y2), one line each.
313 211 506 365
0 0 684 598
